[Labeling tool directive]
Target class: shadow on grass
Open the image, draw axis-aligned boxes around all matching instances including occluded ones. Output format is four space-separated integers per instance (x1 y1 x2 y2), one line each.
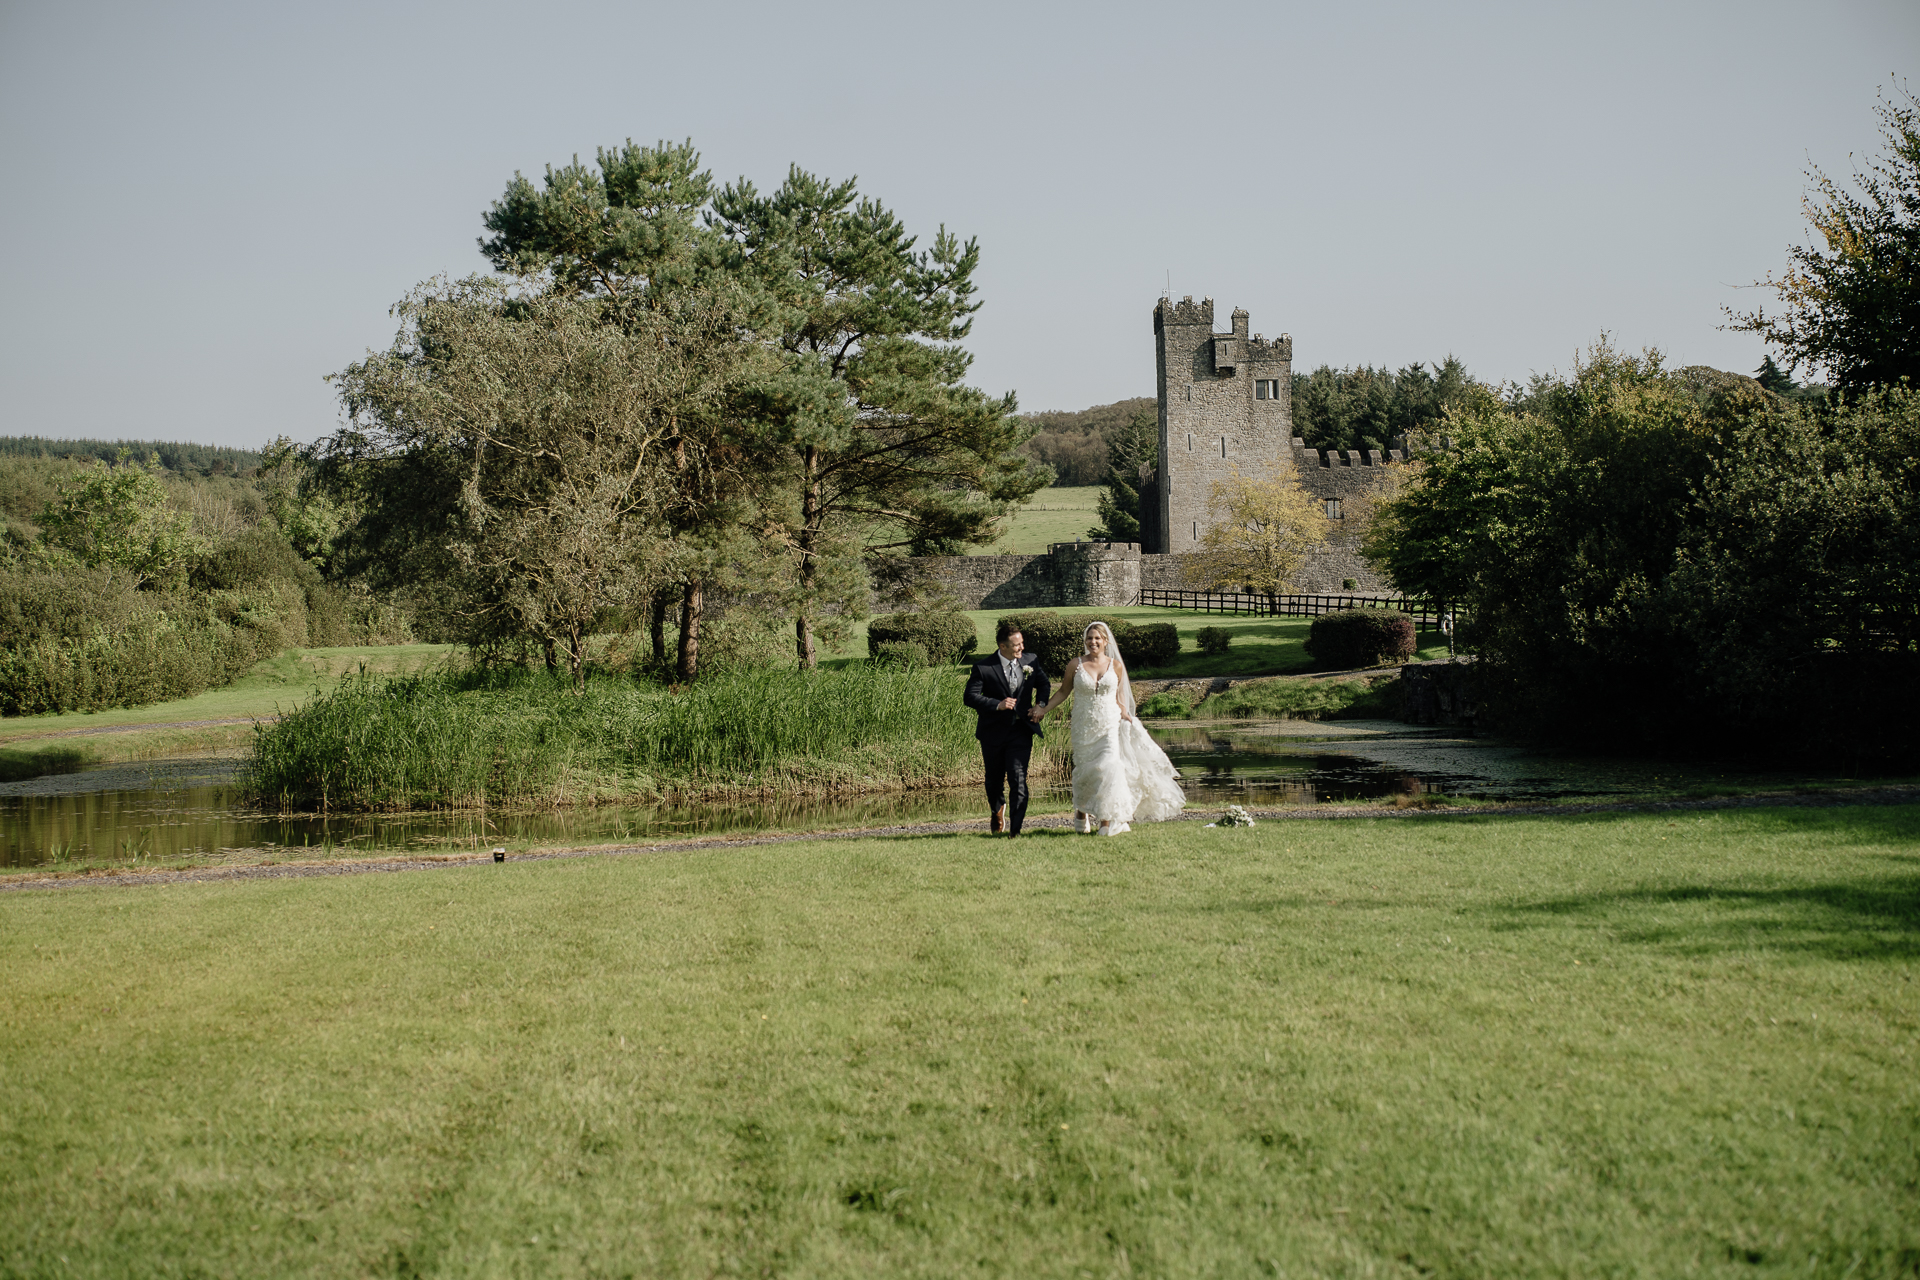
1497 876 1920 961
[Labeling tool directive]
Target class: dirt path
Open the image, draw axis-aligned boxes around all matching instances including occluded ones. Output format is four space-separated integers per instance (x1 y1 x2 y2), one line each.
0 716 271 744
5 785 1915 894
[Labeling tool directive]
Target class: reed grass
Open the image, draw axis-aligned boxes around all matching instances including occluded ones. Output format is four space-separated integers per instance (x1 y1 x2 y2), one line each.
248 665 1059 811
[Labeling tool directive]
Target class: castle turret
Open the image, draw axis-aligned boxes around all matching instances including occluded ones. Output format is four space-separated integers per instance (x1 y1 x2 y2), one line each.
1153 296 1295 551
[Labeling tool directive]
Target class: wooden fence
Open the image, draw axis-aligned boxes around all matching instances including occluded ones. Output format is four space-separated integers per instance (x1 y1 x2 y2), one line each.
1133 589 1458 629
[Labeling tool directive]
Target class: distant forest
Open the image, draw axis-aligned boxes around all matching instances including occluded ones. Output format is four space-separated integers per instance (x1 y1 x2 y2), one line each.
1017 360 1475 484
0 436 264 476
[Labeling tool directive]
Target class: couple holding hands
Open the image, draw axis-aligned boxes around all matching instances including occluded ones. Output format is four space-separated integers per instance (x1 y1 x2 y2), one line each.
964 619 1185 838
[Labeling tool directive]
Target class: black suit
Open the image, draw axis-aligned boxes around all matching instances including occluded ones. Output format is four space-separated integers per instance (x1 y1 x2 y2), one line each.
964 653 1052 835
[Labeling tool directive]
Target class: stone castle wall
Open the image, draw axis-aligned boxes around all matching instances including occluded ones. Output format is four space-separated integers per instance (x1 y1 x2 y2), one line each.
908 291 1405 612
915 540 1390 611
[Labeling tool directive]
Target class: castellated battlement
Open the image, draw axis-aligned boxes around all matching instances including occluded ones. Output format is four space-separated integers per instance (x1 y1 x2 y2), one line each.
1154 296 1214 328
1152 292 1405 592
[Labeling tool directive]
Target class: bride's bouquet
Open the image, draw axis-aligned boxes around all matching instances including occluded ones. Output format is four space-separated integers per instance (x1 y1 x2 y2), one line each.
1206 805 1256 828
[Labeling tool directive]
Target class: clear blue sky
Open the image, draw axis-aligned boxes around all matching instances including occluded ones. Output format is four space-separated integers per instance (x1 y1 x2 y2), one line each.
1 0 1914 449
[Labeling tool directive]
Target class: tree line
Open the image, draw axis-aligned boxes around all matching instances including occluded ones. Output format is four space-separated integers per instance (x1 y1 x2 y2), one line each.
1363 85 1919 762
0 445 407 714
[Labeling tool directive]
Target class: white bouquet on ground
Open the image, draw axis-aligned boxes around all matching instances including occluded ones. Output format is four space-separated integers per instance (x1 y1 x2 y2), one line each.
1206 804 1256 828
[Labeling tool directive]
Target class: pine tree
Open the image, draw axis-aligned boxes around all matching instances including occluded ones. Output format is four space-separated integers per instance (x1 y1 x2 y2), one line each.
1091 408 1156 545
1754 355 1798 394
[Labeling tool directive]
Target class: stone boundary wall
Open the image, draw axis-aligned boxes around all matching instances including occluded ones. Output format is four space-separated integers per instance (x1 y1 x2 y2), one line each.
915 540 1390 611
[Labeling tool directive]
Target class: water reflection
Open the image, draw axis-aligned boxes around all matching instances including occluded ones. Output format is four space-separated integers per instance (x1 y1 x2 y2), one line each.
0 720 1808 870
0 765 1008 869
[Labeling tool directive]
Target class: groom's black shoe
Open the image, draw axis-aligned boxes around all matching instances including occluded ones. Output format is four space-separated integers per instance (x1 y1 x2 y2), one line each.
991 806 1005 834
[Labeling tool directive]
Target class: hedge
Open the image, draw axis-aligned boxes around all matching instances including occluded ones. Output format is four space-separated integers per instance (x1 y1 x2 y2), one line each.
994 612 1180 673
866 611 978 666
1304 608 1416 670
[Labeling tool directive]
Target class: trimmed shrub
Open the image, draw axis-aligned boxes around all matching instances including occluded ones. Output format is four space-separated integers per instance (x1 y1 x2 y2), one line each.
1305 609 1416 670
870 640 929 671
995 611 1075 672
993 613 1181 673
867 611 977 666
1115 621 1180 668
1196 626 1232 656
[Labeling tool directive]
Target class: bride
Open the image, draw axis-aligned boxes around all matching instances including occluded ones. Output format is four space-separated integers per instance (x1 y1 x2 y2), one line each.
1033 621 1186 835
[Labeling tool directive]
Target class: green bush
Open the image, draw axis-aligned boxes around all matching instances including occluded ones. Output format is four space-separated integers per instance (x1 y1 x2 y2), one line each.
1195 676 1377 721
993 611 1070 672
870 640 928 671
1305 609 1415 670
1196 626 1232 656
1136 689 1198 718
993 613 1180 673
1115 621 1180 668
867 611 978 666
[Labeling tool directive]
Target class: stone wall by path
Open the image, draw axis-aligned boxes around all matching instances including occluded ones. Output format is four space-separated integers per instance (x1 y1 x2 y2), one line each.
915 540 1390 611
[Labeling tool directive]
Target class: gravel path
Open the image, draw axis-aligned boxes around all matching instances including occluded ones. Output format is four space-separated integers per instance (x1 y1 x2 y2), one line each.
5 785 1916 894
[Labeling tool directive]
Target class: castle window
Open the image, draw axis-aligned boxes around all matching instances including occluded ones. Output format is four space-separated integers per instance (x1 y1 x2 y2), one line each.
1184 385 1192 401
1192 521 1199 541
1256 379 1281 400
1220 437 1227 457
1325 499 1343 519
1186 433 1193 452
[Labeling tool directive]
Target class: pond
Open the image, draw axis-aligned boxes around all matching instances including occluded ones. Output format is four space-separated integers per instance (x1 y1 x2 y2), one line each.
0 720 1812 870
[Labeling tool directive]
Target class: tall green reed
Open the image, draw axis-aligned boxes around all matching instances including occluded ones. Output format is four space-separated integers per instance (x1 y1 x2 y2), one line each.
248 665 1029 811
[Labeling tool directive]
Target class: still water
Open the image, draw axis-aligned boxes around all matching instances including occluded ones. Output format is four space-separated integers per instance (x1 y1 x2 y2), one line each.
0 720 1793 869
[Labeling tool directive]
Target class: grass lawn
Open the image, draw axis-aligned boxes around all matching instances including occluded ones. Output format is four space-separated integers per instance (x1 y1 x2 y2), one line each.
3 805 1915 1276
0 645 457 776
974 485 1104 555
829 607 1451 678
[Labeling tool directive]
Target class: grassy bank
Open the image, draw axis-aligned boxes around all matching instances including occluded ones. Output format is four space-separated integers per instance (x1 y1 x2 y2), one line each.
2 804 1914 1275
250 665 1067 811
0 644 458 777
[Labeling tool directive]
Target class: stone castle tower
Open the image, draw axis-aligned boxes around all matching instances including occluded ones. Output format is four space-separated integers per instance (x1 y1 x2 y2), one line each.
1153 296 1295 550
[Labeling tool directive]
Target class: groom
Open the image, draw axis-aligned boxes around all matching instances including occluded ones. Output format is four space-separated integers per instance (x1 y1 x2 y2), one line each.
963 621 1052 838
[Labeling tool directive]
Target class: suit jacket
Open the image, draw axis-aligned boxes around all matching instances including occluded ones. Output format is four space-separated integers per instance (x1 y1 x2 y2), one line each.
964 654 1052 744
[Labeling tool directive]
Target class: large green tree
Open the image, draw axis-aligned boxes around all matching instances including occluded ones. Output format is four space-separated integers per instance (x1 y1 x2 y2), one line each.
1726 85 1920 393
1361 342 1769 745
324 278 765 686
709 168 1048 667
478 145 1047 670
1089 405 1157 546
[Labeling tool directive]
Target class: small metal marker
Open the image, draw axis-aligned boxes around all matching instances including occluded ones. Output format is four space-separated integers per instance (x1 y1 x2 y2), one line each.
492 847 506 863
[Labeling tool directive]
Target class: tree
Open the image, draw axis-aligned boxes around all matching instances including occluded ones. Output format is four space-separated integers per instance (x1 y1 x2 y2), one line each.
478 144 1049 670
1754 354 1798 394
1668 386 1919 742
1181 467 1329 596
1090 406 1156 545
1726 84 1920 394
710 167 1050 667
38 451 205 589
325 278 766 687
1291 357 1475 453
1360 339 1765 745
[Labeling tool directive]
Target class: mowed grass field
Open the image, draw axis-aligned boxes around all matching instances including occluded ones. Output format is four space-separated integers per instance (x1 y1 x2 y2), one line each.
974 485 1104 554
3 805 1915 1276
0 645 458 778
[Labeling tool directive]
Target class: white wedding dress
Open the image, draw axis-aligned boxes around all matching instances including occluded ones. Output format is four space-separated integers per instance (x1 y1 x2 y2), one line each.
1070 662 1186 830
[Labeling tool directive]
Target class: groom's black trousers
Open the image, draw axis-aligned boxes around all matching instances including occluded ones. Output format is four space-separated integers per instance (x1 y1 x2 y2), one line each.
980 735 1034 834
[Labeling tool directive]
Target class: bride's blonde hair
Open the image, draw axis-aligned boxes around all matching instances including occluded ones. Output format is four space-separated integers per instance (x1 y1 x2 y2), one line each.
1081 620 1134 713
